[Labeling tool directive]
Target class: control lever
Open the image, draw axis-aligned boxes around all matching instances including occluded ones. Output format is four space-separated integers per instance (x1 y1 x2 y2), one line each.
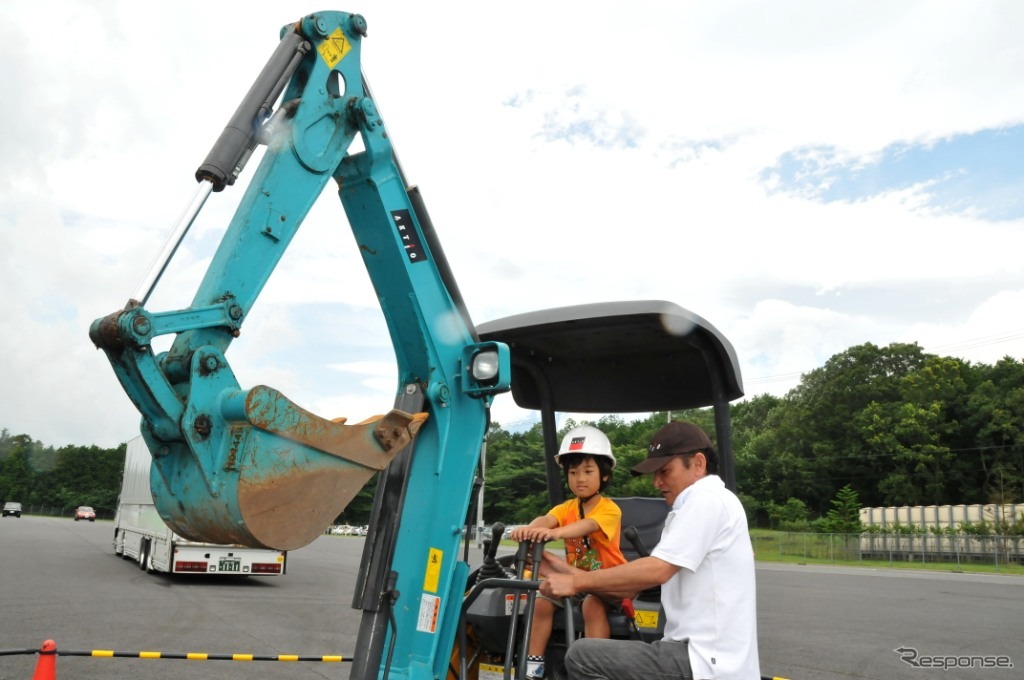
476 522 508 584
620 526 650 641
503 539 536 677
623 526 651 557
511 539 575 680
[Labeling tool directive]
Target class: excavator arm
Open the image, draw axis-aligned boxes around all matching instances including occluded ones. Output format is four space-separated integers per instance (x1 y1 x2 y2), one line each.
91 12 509 678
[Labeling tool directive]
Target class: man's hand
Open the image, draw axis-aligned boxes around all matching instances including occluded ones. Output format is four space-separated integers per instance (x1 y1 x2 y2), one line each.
539 572 577 599
538 550 575 577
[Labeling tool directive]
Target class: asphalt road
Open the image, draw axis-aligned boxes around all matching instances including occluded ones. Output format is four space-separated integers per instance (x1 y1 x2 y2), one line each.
1 516 1021 680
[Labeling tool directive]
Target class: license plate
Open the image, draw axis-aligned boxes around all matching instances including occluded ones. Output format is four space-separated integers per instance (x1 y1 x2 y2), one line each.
218 558 241 572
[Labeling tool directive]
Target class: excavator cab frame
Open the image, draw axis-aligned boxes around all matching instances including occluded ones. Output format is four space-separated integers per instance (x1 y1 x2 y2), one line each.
465 300 744 679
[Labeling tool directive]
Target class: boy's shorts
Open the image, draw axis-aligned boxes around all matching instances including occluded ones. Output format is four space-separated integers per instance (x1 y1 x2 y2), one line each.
538 592 585 608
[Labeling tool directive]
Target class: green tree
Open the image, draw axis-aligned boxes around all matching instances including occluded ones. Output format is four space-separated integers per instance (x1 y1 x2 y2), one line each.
964 357 1024 504
0 434 36 504
484 424 548 523
731 394 785 522
766 497 810 532
858 356 976 506
820 484 864 533
784 342 929 511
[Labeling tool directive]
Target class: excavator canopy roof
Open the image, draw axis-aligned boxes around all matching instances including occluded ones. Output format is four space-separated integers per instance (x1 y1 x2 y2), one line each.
477 300 743 415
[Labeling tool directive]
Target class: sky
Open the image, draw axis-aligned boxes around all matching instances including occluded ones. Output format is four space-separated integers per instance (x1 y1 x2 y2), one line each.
2 1 1023 449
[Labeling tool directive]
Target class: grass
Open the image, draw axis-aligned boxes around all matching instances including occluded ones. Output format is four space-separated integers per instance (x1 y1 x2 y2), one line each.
749 529 1024 576
497 531 1024 576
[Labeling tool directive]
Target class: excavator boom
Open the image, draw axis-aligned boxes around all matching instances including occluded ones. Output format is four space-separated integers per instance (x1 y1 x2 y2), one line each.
91 11 509 679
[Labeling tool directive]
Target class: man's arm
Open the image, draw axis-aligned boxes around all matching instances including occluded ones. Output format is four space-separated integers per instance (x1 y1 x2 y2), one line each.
539 554 679 601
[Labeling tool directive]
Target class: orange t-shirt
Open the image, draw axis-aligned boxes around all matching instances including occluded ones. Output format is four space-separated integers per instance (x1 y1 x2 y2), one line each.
548 496 627 571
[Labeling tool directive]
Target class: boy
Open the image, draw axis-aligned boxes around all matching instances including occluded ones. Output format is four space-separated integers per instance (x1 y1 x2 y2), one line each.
510 424 627 680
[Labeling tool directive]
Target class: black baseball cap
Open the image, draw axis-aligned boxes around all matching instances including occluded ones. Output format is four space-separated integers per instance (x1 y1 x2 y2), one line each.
631 421 713 475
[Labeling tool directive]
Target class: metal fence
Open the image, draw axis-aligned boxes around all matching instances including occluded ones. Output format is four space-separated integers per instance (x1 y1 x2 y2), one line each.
751 532 1024 570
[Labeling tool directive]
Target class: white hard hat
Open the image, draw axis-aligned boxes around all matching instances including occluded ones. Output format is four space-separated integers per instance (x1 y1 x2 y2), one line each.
555 424 616 468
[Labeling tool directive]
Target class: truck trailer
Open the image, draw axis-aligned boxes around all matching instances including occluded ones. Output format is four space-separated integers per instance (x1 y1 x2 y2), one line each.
112 436 287 576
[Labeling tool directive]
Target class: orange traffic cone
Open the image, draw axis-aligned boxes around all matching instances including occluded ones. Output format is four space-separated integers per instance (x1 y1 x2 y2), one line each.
32 640 56 680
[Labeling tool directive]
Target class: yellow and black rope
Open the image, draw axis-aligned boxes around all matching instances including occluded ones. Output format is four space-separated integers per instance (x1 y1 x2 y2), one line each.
2 645 349 663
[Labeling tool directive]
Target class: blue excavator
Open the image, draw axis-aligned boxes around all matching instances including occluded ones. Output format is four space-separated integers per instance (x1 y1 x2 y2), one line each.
90 10 749 680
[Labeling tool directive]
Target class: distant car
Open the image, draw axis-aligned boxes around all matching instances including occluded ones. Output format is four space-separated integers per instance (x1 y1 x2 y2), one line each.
502 525 525 540
74 506 96 522
2 502 21 518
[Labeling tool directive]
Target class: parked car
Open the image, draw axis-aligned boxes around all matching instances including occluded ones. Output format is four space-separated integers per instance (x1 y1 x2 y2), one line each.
329 524 357 536
74 506 96 521
2 502 22 518
502 525 525 540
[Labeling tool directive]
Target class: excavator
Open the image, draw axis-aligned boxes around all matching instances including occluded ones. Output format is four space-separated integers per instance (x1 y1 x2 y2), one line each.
90 10 750 680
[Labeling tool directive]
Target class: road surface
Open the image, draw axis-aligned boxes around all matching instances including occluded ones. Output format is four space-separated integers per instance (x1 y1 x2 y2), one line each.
1 516 1020 680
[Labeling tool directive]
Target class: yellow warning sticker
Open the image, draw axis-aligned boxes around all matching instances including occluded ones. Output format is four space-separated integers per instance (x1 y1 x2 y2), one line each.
423 547 443 593
634 609 660 628
479 662 508 680
317 27 351 69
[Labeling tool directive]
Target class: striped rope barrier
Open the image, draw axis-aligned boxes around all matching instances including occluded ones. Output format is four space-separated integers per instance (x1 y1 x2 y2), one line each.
2 644 349 663
71 649 349 662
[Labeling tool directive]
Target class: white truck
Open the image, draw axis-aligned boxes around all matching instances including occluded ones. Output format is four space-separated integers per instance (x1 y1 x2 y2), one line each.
113 436 287 576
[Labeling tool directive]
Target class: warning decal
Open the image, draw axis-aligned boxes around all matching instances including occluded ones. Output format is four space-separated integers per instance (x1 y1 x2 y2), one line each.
417 594 441 634
423 547 443 593
504 593 528 615
318 27 352 69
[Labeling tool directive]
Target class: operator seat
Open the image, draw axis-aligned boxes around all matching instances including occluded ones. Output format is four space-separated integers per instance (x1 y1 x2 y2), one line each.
616 496 669 596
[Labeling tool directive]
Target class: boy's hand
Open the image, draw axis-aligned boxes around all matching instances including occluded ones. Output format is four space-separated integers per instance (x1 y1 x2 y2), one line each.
511 526 557 543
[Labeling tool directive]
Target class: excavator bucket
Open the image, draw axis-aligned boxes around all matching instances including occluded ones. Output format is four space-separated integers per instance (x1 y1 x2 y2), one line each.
144 385 427 551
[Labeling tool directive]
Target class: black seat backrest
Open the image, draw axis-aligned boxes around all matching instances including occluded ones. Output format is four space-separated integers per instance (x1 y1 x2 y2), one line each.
614 497 669 562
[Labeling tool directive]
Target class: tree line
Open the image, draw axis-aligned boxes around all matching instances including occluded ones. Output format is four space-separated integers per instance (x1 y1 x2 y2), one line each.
3 342 1022 528
0 432 125 514
484 342 1024 528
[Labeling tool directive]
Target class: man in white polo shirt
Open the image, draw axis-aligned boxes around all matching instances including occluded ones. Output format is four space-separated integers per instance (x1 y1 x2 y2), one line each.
538 421 760 679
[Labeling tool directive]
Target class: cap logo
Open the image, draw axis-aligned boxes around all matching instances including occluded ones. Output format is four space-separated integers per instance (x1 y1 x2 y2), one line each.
568 437 585 451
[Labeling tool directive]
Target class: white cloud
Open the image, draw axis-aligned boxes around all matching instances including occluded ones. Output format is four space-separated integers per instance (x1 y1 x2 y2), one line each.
2 1 1023 447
